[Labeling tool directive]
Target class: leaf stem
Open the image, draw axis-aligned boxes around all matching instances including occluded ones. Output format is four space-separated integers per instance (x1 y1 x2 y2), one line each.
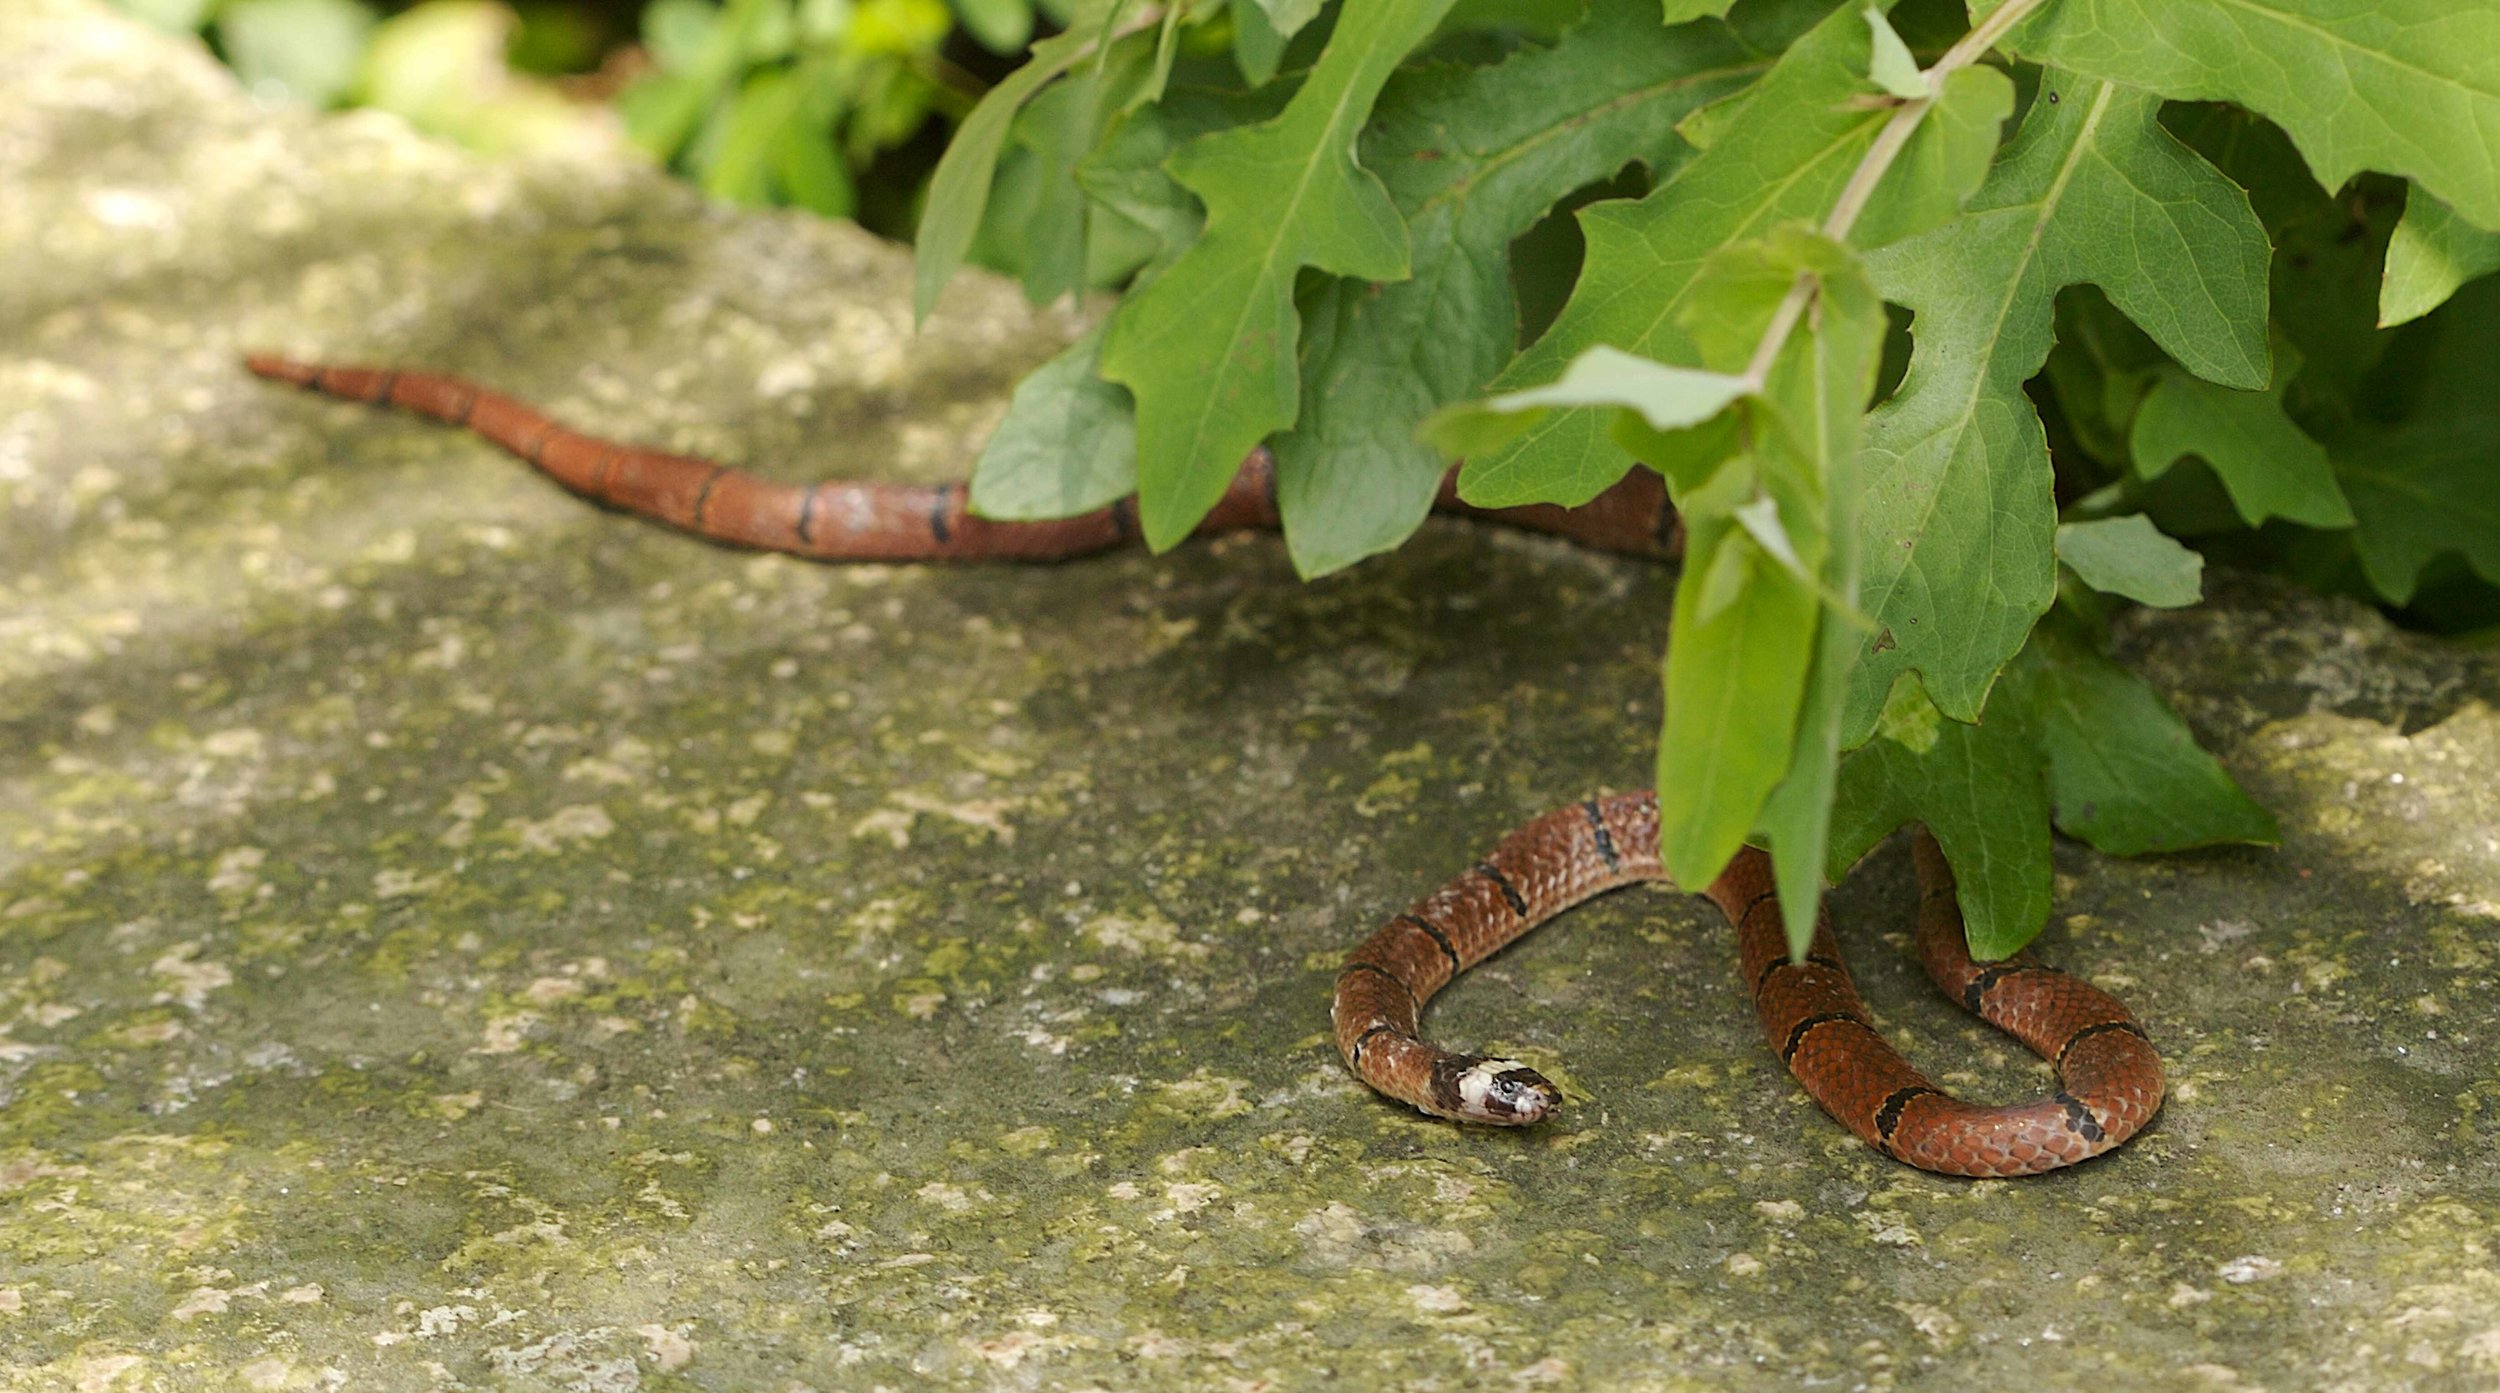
1739 0 2047 388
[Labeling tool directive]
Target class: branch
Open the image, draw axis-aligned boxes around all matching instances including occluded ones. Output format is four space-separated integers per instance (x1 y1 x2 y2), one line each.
1740 0 2047 389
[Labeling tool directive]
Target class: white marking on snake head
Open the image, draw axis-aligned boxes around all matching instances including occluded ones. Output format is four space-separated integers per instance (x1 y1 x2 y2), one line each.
1456 1058 1552 1122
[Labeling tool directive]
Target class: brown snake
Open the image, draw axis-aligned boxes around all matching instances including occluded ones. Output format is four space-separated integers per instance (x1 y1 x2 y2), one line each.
242 356 1679 563
1333 793 2161 1176
249 355 2162 1176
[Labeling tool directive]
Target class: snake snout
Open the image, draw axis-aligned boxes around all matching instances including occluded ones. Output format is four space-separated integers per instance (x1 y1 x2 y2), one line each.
1450 1057 1559 1125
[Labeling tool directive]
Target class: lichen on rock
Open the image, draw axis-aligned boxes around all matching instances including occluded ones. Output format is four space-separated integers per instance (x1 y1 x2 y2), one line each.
5 1 2500 1388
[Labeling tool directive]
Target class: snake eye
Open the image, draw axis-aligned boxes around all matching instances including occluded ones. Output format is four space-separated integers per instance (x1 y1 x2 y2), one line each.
1485 1067 1558 1121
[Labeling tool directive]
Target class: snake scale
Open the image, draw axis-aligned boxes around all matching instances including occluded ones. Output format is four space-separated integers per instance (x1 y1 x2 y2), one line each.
248 354 2163 1176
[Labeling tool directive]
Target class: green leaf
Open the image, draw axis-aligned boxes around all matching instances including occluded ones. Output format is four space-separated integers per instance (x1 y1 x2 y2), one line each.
1273 0 1768 576
1246 0 1322 38
969 325 1138 520
1831 612 2275 956
2128 346 2356 530
1757 571 1863 959
966 87 1287 522
1842 64 2009 250
956 0 1034 53
1861 2 1926 99
219 0 376 106
982 53 1141 304
1414 400 1538 462
1653 232 1857 895
1736 231 1890 957
1988 0 2500 232
795 0 848 44
1844 75 2271 743
1487 346 1753 428
737 0 795 61
1442 0 1582 38
2056 515 2203 608
1457 1 2008 511
2010 614 2278 857
1661 0 1739 19
1691 528 1757 622
1830 677 2050 960
627 0 805 162
1078 85 1291 267
2339 423 2500 603
644 0 719 69
2165 105 2395 430
361 0 652 157
2038 289 2163 473
1620 0 1958 174
111 0 216 33
1612 410 1744 498
1622 228 1889 933
1734 494 1806 577
848 0 946 56
1426 342 1758 483
618 71 712 158
1097 0 1458 549
845 51 942 157
2331 275 2500 602
2382 184 2500 329
701 69 807 205
1126 0 1192 118
1662 524 1820 886
774 112 857 217
913 14 1125 323
1231 0 1286 85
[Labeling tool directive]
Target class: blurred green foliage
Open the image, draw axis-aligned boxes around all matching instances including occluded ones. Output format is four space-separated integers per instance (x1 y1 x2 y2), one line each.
623 0 1004 222
107 0 1067 235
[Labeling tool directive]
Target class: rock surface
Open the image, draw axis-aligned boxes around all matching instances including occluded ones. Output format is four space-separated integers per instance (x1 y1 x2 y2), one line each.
5 3 2499 1388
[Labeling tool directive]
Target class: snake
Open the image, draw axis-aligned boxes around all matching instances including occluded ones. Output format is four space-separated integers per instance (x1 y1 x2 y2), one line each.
241 355 1678 563
248 355 2163 1176
1333 792 2162 1176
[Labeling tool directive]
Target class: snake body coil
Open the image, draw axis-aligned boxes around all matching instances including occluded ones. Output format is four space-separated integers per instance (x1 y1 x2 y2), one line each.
1333 793 2162 1176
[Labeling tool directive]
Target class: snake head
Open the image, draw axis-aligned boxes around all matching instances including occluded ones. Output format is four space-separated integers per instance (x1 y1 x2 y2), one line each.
1439 1056 1560 1126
